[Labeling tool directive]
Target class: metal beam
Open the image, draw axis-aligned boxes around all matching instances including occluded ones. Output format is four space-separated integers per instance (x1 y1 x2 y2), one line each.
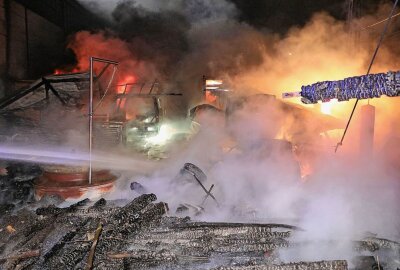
88 57 119 184
0 80 45 110
43 78 66 105
89 57 94 184
90 57 118 65
115 93 182 98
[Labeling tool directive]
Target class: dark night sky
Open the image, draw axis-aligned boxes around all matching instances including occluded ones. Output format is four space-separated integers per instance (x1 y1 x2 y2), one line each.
229 0 391 33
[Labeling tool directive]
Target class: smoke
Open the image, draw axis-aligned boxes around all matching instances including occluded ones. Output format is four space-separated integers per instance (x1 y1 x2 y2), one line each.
67 31 159 82
118 104 400 264
79 0 237 22
9 0 398 263
72 1 400 105
75 0 400 217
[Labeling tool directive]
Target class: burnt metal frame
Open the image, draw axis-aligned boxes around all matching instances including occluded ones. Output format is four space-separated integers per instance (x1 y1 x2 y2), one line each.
115 93 182 98
0 80 45 110
192 174 219 207
113 80 181 119
0 75 91 110
89 57 119 184
42 78 66 105
114 92 182 122
114 80 163 113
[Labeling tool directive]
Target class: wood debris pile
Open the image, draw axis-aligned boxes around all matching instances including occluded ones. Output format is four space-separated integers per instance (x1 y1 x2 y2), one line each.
0 194 351 270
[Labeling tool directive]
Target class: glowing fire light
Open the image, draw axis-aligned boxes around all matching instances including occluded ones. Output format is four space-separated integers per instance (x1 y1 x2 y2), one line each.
116 75 137 94
54 69 63 75
53 67 79 75
204 79 223 104
145 124 174 145
320 99 338 115
299 162 313 180
206 80 223 87
115 75 137 111
205 90 218 104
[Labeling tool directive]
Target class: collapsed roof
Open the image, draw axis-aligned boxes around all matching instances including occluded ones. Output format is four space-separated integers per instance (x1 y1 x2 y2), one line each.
0 73 91 112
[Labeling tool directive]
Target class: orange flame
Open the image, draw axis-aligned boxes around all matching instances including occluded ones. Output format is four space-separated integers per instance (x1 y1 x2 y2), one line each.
205 90 217 104
116 75 137 94
53 69 63 75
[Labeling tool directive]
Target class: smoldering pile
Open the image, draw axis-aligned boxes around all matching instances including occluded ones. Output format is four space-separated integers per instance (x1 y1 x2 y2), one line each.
0 191 399 270
0 193 350 270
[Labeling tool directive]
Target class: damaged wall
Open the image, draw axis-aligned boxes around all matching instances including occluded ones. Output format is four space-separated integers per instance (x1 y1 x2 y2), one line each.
0 0 6 98
0 0 105 97
7 0 29 81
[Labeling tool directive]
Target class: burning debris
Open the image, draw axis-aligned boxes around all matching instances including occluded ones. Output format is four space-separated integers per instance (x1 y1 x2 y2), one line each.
0 192 399 269
0 193 343 270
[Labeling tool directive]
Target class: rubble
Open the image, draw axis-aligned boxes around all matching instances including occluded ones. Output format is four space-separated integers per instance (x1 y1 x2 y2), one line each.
0 162 399 269
0 163 41 212
177 163 219 206
0 193 353 270
2 189 400 270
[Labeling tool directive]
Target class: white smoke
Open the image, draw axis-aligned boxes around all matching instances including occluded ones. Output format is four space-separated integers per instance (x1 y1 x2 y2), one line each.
115 99 400 263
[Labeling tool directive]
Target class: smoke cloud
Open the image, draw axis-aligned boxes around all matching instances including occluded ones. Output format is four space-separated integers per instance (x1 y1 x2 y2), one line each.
75 0 400 216
12 0 398 263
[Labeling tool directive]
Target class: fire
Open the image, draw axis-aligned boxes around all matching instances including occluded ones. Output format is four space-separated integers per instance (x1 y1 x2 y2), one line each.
299 162 314 179
205 90 217 104
53 68 78 75
54 69 63 75
116 75 137 94
320 99 338 115
114 75 138 117
206 80 223 87
67 31 141 83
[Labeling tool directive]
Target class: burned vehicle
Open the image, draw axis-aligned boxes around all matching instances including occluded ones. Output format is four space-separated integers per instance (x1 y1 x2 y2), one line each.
110 82 182 148
0 71 184 155
90 81 188 160
120 94 161 145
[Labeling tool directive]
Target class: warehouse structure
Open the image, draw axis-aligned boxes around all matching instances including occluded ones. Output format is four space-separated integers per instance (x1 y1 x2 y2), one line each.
0 0 103 97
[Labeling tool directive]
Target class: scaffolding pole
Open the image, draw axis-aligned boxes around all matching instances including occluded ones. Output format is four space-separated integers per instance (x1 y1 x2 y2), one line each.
89 57 119 184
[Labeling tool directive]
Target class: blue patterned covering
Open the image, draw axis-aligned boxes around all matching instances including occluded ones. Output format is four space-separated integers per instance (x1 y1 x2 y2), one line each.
300 71 400 104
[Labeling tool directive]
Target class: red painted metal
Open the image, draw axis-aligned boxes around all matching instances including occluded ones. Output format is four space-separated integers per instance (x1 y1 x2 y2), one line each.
34 167 117 200
42 170 112 183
